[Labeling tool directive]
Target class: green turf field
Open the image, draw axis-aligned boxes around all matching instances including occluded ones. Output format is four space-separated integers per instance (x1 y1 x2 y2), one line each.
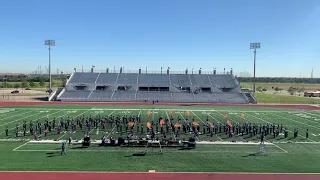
1 104 320 172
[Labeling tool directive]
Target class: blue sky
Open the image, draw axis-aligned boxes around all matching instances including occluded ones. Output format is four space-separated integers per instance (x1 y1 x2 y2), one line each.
0 0 319 77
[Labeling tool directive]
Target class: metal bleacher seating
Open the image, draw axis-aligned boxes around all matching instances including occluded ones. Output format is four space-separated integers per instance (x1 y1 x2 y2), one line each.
57 70 251 104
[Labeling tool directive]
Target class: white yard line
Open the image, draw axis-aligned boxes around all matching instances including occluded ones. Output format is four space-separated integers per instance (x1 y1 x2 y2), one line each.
38 112 74 139
13 141 30 151
301 111 320 118
152 106 155 122
0 109 29 119
0 111 45 127
209 110 247 141
0 110 63 135
57 133 68 140
165 110 176 140
104 109 139 138
137 109 141 117
13 110 75 150
57 109 104 140
271 113 320 130
191 111 223 141
272 143 288 153
245 113 316 142
89 109 116 135
178 111 199 141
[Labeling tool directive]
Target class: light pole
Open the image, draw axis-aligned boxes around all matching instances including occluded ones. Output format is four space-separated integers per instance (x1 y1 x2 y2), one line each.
44 40 55 96
250 42 260 95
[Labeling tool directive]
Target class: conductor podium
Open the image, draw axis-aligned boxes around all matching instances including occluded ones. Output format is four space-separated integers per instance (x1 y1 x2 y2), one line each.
182 138 196 149
82 136 91 147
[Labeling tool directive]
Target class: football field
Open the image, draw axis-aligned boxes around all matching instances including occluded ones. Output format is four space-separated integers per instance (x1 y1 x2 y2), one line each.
0 104 320 173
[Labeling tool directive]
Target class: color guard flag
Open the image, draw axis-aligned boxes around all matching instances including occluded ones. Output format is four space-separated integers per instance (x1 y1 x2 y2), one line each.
160 119 165 126
224 114 227 119
208 122 214 128
227 120 232 127
169 110 173 115
186 110 190 116
147 110 151 116
241 113 245 119
192 121 199 126
128 122 134 127
174 123 181 128
147 122 151 129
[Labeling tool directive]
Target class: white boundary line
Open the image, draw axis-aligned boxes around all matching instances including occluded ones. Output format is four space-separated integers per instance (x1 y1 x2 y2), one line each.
12 148 287 154
0 107 299 112
13 141 29 151
1 171 320 174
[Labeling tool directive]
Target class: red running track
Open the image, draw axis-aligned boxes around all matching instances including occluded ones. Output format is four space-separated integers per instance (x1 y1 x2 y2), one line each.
0 101 319 110
1 172 320 180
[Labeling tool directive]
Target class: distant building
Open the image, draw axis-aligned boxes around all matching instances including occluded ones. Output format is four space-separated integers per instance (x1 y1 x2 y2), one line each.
0 73 29 79
304 91 320 97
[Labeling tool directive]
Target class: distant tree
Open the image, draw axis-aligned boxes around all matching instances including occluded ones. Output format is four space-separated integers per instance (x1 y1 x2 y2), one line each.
262 88 267 91
287 87 297 95
33 82 39 88
256 86 263 92
14 83 21 89
29 81 35 88
21 80 29 88
61 79 67 87
51 80 57 87
39 80 45 88
297 86 305 96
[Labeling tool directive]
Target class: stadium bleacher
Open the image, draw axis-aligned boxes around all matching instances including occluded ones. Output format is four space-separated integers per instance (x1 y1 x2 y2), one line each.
57 70 255 104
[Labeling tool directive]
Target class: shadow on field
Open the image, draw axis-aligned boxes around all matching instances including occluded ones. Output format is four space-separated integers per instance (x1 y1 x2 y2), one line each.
46 152 61 158
71 146 89 149
178 147 195 151
33 97 48 101
242 152 266 158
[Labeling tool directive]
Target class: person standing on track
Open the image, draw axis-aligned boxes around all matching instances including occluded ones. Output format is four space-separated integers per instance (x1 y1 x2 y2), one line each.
5 127 8 137
68 137 72 148
61 141 67 155
34 131 37 141
260 132 264 144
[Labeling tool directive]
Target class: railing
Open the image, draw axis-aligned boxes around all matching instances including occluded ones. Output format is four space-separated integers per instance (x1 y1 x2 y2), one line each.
188 74 196 100
57 88 66 99
57 95 250 104
0 95 48 101
134 73 140 100
111 73 120 99
48 88 57 101
74 69 233 75
66 72 75 85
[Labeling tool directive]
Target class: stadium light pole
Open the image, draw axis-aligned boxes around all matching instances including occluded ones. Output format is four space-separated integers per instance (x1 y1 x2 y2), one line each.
250 42 260 96
44 40 55 96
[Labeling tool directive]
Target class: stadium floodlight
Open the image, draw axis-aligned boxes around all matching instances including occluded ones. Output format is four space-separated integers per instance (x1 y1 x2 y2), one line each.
250 42 261 95
44 40 55 96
